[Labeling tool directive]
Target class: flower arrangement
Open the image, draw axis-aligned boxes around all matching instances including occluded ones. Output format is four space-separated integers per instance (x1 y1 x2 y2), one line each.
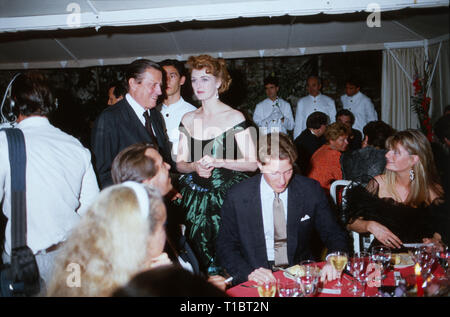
411 60 433 141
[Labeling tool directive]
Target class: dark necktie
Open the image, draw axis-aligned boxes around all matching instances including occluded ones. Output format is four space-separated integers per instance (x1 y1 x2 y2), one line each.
273 192 288 266
143 111 159 148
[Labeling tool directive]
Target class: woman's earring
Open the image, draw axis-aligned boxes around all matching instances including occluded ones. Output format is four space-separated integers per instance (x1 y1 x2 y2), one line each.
215 90 219 99
409 169 415 181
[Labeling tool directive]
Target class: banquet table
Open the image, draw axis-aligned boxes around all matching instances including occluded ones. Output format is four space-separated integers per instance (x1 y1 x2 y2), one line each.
226 261 446 297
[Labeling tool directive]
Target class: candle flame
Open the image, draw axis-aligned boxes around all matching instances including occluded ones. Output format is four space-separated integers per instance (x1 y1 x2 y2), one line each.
414 263 421 275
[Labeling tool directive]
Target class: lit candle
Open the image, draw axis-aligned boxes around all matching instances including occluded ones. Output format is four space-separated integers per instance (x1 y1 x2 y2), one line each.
414 263 424 297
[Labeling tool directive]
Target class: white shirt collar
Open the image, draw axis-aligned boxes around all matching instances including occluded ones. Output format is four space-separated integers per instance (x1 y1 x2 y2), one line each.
17 116 50 128
162 96 185 110
309 93 322 99
126 93 147 125
345 91 362 100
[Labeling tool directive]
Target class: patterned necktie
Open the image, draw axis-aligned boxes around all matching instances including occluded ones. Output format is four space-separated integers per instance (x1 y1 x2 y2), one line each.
143 111 159 148
273 192 288 266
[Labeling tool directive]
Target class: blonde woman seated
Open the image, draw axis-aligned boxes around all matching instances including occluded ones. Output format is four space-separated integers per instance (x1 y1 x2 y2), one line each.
46 182 171 296
345 129 446 250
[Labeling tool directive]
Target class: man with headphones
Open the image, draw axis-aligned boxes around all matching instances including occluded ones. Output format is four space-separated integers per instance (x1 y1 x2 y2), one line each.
0 72 99 293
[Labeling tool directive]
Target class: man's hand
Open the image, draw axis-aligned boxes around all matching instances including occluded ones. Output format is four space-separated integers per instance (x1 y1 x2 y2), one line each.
320 263 339 282
207 275 227 291
248 268 276 284
166 188 182 201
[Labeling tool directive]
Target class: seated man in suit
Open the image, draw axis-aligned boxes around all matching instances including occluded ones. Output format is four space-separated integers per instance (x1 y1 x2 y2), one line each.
92 59 174 189
216 133 349 285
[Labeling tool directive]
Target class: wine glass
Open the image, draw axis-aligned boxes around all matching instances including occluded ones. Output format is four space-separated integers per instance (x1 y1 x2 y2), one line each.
257 281 276 297
417 246 437 281
327 251 348 289
371 246 391 279
349 251 370 296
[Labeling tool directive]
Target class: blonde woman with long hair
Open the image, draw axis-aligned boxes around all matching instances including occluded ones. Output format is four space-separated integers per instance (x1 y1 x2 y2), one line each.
346 129 445 250
47 182 170 296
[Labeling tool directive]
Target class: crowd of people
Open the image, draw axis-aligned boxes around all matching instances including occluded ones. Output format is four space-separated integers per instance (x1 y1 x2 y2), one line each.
0 55 448 297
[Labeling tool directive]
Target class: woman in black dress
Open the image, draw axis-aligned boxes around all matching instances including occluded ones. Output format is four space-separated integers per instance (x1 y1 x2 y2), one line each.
345 129 446 249
175 55 258 274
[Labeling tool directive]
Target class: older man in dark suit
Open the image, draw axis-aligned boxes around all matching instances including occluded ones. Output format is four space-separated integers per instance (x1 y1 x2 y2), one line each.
92 59 174 188
216 133 349 285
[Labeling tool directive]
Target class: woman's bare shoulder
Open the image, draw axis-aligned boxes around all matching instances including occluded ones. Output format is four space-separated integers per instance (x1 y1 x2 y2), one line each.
223 107 245 124
181 108 201 126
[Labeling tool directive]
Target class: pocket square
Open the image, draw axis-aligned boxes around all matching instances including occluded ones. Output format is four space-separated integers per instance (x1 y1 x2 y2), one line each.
300 215 311 222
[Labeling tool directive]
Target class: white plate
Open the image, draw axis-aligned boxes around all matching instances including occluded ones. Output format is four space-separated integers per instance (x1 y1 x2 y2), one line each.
283 271 297 280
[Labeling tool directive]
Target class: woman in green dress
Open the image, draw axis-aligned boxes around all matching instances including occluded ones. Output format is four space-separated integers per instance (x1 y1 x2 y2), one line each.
175 55 258 274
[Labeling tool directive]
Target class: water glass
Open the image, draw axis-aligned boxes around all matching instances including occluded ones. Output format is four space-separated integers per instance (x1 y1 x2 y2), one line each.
277 279 300 297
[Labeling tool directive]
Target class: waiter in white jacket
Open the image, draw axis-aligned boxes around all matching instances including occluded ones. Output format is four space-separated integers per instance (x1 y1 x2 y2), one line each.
253 76 294 135
294 75 336 140
340 79 377 134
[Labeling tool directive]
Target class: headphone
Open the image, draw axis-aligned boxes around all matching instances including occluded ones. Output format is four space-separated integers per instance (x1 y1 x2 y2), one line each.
1 73 21 124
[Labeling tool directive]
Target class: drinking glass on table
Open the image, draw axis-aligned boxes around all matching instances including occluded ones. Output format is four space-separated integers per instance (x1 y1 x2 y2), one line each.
412 246 437 280
297 263 320 297
257 280 276 297
277 279 300 297
327 251 348 289
349 251 369 296
371 246 391 279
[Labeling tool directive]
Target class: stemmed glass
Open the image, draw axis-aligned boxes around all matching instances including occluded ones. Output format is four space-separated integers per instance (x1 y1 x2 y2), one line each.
371 246 392 279
327 251 348 289
349 251 369 296
411 246 437 281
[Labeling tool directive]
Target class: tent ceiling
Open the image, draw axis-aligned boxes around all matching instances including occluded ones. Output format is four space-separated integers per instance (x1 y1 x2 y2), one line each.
0 0 448 69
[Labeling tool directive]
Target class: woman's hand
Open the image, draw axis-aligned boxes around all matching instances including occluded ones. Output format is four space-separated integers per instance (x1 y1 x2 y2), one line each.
423 233 446 252
200 155 225 169
193 159 214 178
366 221 403 248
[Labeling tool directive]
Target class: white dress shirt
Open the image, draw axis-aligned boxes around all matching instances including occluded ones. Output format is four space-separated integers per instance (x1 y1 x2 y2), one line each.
260 176 288 262
126 93 146 126
253 97 295 134
160 97 196 155
294 93 336 139
0 117 99 255
340 91 378 133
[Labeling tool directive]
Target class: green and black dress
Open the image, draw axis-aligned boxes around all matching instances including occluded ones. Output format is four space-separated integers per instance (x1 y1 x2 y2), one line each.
175 120 252 274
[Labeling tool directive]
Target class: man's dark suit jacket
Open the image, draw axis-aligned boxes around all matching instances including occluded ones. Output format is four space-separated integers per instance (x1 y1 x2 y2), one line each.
91 98 173 188
294 129 325 175
216 174 349 284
